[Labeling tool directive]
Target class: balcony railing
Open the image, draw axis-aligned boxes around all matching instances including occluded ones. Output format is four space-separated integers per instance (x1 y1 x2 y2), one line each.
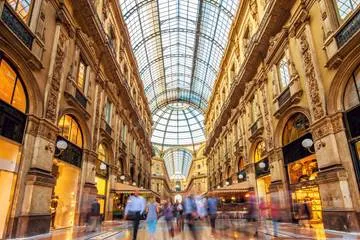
1 3 34 48
75 88 87 108
336 9 360 47
277 87 291 107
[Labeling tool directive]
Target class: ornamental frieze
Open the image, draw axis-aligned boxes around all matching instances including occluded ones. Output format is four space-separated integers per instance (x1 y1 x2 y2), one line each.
299 33 325 121
312 114 344 141
45 29 67 123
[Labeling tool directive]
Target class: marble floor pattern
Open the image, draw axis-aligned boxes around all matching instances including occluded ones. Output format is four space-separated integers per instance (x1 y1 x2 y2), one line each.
10 218 360 240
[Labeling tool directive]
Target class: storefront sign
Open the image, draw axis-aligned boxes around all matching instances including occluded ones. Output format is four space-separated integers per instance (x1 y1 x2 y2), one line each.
55 136 83 168
0 100 26 144
255 158 270 178
282 133 313 165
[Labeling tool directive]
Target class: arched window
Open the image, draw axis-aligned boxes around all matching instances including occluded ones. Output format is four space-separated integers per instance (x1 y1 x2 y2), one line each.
58 115 83 148
254 141 266 163
343 65 360 110
282 113 310 146
0 58 27 113
98 144 106 162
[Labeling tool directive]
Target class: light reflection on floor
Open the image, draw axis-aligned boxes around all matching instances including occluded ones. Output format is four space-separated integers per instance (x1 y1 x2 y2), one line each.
25 218 360 240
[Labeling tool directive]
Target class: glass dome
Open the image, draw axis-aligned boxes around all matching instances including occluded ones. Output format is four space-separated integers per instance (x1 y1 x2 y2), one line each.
151 102 205 148
164 148 193 179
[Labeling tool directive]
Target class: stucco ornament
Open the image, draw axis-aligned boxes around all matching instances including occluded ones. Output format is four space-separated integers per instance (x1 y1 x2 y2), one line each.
46 30 67 123
299 33 325 121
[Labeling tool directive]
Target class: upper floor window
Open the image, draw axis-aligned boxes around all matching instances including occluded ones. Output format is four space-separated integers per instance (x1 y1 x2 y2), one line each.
0 58 27 113
76 57 87 92
58 114 83 148
278 56 291 90
335 0 360 20
7 0 33 23
104 99 112 124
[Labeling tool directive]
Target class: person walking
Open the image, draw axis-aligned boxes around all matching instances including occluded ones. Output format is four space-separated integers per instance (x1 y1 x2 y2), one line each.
207 195 218 236
146 198 158 240
175 200 184 232
184 194 198 240
270 199 280 237
163 200 175 239
124 190 146 240
88 198 101 232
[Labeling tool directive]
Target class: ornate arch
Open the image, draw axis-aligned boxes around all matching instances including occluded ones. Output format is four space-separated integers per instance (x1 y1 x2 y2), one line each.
58 107 91 150
248 137 266 163
0 46 43 116
327 44 360 114
273 106 312 148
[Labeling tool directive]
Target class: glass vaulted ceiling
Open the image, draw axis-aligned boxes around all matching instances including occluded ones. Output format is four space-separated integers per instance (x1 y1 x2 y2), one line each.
164 148 193 180
119 0 238 176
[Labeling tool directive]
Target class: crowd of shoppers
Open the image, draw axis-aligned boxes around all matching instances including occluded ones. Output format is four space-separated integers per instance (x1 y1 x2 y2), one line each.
85 191 312 239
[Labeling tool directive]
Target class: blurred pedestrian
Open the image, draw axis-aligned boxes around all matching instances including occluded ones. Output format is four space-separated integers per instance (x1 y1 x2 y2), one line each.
124 190 146 240
184 194 198 240
146 197 158 240
175 200 184 232
271 199 280 237
164 199 175 239
87 198 101 232
207 194 218 235
259 198 269 234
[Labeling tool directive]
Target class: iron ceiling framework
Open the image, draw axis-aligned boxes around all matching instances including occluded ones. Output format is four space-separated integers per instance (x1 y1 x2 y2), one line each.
119 0 238 177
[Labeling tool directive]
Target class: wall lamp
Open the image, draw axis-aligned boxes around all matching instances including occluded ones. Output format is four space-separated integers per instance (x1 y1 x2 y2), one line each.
302 138 326 153
49 139 68 157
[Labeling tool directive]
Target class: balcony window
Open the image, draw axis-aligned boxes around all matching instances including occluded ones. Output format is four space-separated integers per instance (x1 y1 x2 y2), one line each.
76 58 87 92
6 0 33 23
104 100 112 125
335 0 360 20
278 56 291 91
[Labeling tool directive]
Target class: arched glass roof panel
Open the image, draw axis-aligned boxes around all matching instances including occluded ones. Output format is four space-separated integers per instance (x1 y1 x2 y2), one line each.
164 148 193 179
119 0 239 113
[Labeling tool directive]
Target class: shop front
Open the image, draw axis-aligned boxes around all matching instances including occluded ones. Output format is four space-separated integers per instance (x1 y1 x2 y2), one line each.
95 144 109 220
51 115 83 229
343 65 360 187
282 113 323 226
0 57 28 239
254 141 271 205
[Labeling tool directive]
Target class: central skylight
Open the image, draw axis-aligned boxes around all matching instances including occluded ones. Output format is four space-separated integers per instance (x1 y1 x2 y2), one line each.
164 148 193 180
119 0 239 177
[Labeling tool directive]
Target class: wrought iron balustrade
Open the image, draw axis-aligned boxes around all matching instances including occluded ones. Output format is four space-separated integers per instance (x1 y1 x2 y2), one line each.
75 89 87 108
336 9 360 47
278 87 291 107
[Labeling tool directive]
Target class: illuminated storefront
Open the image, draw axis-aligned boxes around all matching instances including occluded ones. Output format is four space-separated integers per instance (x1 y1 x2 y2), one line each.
95 144 109 219
343 65 360 186
51 115 83 229
282 113 322 225
0 57 27 239
254 141 271 205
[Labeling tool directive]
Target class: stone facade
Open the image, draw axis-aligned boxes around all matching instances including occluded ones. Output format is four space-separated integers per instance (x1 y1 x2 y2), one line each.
205 0 360 231
0 0 152 238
